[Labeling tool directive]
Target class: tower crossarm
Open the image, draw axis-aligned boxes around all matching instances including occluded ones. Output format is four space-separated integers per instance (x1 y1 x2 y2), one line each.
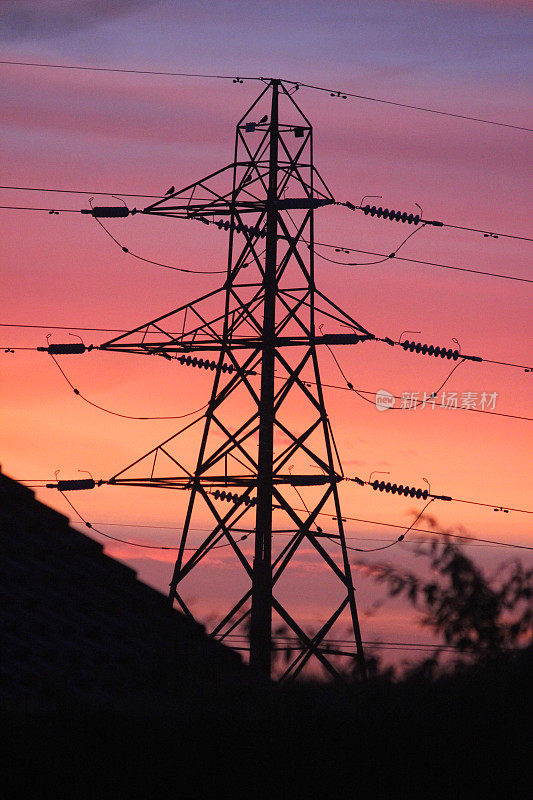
98 332 374 355
137 197 335 219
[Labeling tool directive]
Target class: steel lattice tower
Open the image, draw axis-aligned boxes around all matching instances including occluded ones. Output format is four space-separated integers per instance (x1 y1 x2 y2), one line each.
99 79 372 681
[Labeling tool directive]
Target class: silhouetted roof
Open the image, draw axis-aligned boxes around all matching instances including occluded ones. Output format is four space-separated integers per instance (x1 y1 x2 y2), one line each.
0 469 246 705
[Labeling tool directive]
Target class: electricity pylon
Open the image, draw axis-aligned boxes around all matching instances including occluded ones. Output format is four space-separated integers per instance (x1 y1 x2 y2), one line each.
98 79 373 681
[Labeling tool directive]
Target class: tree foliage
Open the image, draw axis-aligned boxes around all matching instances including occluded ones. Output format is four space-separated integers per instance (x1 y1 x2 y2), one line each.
356 538 532 673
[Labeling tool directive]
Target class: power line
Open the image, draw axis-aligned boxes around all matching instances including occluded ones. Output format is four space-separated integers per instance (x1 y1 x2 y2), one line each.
328 341 466 413
333 499 436 553
201 211 533 277
58 489 245 552
285 79 533 132
0 201 236 275
224 634 524 653
0 60 258 82
91 213 230 274
326 519 533 551
351 476 533 517
341 201 533 243
2 339 531 422
3 187 531 273
0 185 214 202
0 205 80 213
0 323 130 333
385 338 531 372
88 522 531 550
9 197 530 247
0 205 230 274
228 644 489 655
330 386 532 422
451 496 533 515
0 184 178 199
315 379 531 414
3 194 532 280
3 201 530 281
25 489 531 551
319 346 533 420
1 60 530 132
313 241 533 284
35 475 533 550
443 221 533 241
47 352 210 421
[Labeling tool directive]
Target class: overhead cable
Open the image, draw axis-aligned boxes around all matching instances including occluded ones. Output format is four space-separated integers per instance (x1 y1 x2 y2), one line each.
0 184 196 200
350 474 533 517
1 60 530 131
312 241 533 284
2 341 531 421
57 490 243 552
48 352 209 420
341 200 533 243
37 487 532 552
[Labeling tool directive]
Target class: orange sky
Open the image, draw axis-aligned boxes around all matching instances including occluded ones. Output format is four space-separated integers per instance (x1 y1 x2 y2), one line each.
1 0 532 671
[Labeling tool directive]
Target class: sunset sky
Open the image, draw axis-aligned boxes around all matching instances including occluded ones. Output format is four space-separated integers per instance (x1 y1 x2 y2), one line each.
1 0 532 672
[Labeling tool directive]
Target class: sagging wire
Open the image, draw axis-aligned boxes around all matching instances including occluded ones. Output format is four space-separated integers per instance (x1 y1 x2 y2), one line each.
281 203 388 269
312 222 429 267
23 480 532 550
322 335 467 410
336 499 436 553
312 239 533 284
88 199 228 275
8 336 527 420
286 452 434 553
7 336 525 421
47 347 209 420
57 489 239 552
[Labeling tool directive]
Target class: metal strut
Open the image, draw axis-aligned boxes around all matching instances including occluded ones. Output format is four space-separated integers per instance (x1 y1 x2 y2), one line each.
249 79 279 677
97 78 368 682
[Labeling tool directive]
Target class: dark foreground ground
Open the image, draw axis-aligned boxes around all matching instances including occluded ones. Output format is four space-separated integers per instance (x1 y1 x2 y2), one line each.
3 650 531 799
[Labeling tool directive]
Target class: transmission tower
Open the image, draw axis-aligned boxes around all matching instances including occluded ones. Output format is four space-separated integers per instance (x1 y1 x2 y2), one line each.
97 79 373 681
